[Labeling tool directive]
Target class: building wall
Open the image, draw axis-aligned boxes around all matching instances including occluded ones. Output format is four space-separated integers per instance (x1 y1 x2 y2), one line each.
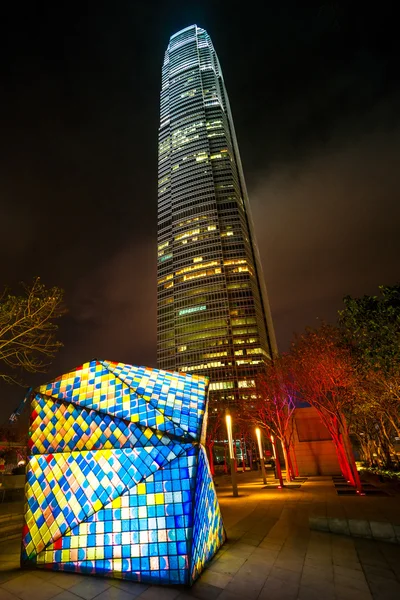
292 407 340 476
157 25 276 406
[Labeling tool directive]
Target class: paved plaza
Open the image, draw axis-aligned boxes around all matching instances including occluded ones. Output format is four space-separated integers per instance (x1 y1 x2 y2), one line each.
1 471 400 600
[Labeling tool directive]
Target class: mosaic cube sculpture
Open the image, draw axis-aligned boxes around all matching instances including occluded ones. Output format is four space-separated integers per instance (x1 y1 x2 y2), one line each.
21 360 225 585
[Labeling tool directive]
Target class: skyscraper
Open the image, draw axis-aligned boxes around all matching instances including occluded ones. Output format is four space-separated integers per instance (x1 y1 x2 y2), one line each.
157 25 277 406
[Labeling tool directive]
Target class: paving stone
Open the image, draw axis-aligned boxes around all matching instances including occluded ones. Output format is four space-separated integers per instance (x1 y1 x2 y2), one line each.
196 570 232 589
258 576 298 600
66 578 111 600
393 524 400 543
215 591 243 600
0 589 20 600
332 556 363 570
1 573 64 600
328 518 350 536
297 583 336 600
0 570 20 585
137 587 180 599
367 581 400 600
335 584 373 600
207 557 245 577
363 564 398 581
108 580 149 595
370 521 396 542
45 573 88 590
188 581 222 599
51 593 86 600
273 558 304 572
348 519 372 538
88 588 138 600
309 516 330 532
304 555 333 570
224 575 264 599
334 573 370 593
333 565 367 581
269 566 301 585
302 564 333 583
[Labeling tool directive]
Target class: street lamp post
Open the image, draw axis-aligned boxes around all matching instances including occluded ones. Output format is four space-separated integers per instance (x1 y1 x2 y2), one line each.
255 428 267 484
225 412 238 497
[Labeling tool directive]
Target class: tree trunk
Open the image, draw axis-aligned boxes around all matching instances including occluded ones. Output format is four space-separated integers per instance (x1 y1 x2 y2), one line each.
341 425 363 494
290 442 299 477
207 442 215 476
271 435 284 488
281 441 293 482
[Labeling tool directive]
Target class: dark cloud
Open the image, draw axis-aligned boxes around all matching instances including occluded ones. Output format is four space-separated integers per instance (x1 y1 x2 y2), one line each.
251 120 400 348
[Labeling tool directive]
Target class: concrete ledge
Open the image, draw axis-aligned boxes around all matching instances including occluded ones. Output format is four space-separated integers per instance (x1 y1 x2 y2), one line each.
309 516 400 544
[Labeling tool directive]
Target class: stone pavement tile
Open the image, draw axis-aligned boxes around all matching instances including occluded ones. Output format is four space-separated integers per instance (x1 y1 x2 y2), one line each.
258 539 282 552
302 564 333 583
0 590 20 600
253 546 280 562
269 566 301 585
215 591 242 600
333 565 367 581
94 587 142 600
0 569 20 585
364 574 400 600
45 573 88 589
297 583 336 600
273 557 304 572
304 555 333 570
238 536 261 547
196 570 232 589
335 584 373 600
363 564 398 581
356 553 388 569
67 578 111 600
52 592 86 600
246 548 275 567
332 556 363 571
137 587 180 599
233 559 271 582
332 548 359 563
221 543 255 558
224 575 265 600
334 573 370 593
108 580 149 595
1 573 64 600
207 557 246 577
188 581 222 599
257 576 298 600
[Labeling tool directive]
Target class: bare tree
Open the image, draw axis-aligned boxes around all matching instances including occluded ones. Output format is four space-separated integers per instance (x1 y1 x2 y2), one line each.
0 278 65 383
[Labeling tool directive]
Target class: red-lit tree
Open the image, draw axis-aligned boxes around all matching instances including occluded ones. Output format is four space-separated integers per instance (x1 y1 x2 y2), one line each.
242 355 297 483
290 324 363 492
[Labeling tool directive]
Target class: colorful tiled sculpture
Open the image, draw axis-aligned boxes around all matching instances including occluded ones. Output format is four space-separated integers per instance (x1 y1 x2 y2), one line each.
21 360 225 585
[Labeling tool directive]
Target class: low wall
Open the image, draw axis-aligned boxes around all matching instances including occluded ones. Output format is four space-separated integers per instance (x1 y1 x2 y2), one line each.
293 407 340 476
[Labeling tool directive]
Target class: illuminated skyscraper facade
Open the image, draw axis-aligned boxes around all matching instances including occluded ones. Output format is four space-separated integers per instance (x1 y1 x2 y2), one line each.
157 25 277 405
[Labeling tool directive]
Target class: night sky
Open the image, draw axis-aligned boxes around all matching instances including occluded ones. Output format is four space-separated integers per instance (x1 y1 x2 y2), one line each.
1 1 399 421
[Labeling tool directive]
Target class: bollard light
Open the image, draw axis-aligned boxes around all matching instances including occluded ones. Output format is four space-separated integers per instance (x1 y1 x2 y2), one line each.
255 428 267 484
225 411 238 497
